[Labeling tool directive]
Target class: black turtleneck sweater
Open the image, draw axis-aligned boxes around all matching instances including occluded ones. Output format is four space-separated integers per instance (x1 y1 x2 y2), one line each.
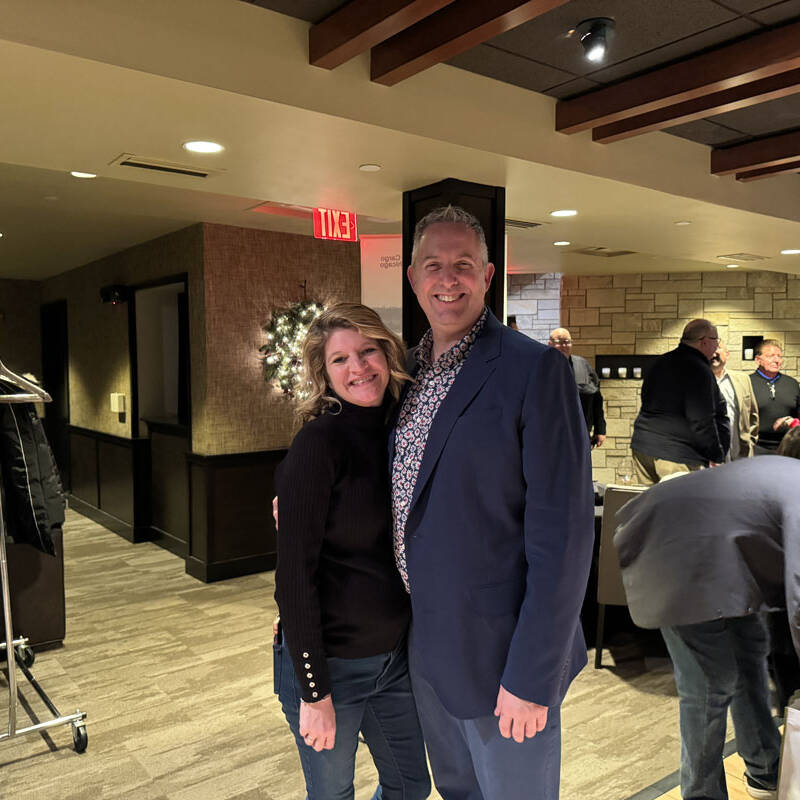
274 399 410 703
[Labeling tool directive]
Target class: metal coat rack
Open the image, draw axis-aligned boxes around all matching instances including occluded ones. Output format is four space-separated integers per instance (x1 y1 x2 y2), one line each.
0 359 88 753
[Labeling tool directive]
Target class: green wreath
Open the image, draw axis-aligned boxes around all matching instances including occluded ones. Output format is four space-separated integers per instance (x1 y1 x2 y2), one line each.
259 300 324 396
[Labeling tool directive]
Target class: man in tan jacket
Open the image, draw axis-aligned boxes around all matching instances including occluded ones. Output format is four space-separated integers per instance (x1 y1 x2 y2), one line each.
711 341 759 458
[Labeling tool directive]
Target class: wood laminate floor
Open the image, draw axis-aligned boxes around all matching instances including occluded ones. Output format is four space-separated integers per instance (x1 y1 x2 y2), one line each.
0 510 720 799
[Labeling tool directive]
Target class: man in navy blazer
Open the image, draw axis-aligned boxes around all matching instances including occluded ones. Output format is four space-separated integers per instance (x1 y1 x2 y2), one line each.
391 206 594 799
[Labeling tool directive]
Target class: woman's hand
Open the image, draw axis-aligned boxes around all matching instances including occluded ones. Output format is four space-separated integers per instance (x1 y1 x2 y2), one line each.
299 695 336 751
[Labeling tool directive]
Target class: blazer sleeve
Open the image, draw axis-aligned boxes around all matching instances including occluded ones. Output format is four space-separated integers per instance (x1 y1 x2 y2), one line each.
500 347 594 706
685 366 728 463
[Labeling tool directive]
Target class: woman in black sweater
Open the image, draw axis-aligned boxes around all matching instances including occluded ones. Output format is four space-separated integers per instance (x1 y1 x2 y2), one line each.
274 303 430 800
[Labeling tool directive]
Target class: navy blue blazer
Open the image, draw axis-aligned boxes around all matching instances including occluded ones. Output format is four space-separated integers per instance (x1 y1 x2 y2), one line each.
392 312 594 718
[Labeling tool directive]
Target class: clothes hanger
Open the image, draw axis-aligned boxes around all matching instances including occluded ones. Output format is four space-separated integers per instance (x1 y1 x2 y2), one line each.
0 358 52 403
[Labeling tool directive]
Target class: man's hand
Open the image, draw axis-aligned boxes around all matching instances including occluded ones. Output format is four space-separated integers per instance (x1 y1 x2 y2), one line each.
773 416 795 431
272 496 279 529
299 695 336 752
592 434 606 448
494 685 548 742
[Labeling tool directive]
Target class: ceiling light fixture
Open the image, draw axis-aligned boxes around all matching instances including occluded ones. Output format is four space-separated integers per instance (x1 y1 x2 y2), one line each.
780 248 800 255
550 209 578 217
575 18 615 64
553 241 571 246
70 171 96 179
183 140 224 154
359 163 381 172
725 264 739 269
674 220 691 226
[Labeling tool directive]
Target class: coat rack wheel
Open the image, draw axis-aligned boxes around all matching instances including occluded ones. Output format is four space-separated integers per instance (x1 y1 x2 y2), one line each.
15 643 34 668
72 722 88 753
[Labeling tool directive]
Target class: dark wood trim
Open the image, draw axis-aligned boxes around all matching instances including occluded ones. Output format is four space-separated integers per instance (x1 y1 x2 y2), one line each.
309 0 452 70
556 20 800 134
68 494 154 543
592 69 800 144
185 553 277 583
68 424 136 447
142 417 189 437
371 0 569 85
736 159 800 181
711 129 800 175
186 448 284 583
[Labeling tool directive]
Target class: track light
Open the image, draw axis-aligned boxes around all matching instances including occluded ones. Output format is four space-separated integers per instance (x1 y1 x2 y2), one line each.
576 18 615 64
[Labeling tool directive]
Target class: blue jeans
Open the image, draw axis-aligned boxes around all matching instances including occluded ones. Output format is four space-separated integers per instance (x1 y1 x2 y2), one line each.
274 635 430 800
409 644 561 800
661 615 781 800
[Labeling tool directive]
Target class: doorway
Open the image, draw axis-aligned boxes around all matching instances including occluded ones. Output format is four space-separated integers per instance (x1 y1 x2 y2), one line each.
40 300 70 490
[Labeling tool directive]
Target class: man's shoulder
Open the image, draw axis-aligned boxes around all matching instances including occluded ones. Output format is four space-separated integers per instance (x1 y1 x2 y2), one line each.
782 372 800 388
498 326 549 359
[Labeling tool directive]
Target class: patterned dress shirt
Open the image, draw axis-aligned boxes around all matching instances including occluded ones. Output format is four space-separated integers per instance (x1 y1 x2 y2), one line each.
391 308 488 591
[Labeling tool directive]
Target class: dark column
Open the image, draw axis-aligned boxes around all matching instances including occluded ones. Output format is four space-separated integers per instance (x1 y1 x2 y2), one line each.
402 178 506 347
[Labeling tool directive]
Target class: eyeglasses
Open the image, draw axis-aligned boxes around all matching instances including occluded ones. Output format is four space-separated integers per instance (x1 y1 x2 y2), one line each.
549 338 572 345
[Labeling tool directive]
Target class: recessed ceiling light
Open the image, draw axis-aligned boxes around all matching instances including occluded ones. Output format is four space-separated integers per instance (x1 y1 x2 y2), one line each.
359 163 381 172
0 232 4 238
780 249 800 255
183 140 224 154
553 241 571 246
70 171 96 179
725 264 739 269
550 209 578 217
674 220 691 226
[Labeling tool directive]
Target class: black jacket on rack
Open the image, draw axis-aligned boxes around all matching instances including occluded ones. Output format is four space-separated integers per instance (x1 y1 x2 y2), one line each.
0 381 65 556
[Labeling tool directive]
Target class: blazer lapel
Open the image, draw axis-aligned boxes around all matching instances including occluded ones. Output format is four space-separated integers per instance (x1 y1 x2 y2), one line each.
408 314 502 514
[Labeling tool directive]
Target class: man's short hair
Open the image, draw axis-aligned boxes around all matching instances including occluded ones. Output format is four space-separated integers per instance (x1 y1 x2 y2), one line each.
410 205 489 269
755 338 782 356
778 426 800 459
680 318 716 343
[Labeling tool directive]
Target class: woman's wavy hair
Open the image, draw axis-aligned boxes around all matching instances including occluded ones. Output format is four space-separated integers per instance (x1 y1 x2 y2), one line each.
778 426 800 460
295 302 410 423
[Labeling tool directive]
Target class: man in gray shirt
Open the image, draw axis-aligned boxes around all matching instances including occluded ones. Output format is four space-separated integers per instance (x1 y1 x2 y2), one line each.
614 458 800 799
710 340 759 459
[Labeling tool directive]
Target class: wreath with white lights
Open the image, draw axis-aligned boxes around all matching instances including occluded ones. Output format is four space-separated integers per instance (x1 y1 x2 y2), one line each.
259 300 325 397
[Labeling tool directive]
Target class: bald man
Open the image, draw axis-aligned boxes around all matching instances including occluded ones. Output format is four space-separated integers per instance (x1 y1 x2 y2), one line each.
548 327 606 448
630 318 730 484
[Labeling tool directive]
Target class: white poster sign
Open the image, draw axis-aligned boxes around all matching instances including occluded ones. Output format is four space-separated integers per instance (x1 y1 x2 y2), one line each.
360 234 403 336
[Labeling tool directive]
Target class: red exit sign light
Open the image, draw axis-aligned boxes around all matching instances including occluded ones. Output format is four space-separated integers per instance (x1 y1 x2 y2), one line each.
313 207 358 242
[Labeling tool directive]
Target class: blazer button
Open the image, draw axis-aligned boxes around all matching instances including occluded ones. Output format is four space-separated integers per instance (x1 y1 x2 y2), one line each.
309 682 315 688
312 692 318 698
303 652 309 658
307 672 313 678
304 663 311 669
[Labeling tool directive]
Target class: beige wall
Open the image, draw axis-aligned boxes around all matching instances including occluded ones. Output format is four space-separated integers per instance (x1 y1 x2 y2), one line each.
562 270 800 484
40 222 360 454
42 225 205 439
0 279 42 378
507 273 561 343
195 224 360 455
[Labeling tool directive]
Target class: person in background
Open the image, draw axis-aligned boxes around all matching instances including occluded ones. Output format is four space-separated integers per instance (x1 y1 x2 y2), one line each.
630 318 729 484
710 340 759 459
615 457 799 800
273 303 430 800
549 326 606 448
507 314 519 330
749 339 800 453
394 205 593 800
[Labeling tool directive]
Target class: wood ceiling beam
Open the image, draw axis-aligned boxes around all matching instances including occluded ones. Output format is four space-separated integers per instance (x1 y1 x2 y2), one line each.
309 0 454 70
711 129 800 175
556 20 800 135
370 0 570 86
735 159 800 181
592 69 800 144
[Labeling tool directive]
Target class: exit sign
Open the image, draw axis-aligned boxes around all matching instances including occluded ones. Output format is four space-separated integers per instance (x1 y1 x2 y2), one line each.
313 207 358 242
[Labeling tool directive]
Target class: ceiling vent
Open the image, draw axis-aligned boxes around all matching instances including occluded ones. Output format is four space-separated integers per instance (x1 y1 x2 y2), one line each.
109 153 224 179
716 252 768 262
505 219 543 231
573 246 636 258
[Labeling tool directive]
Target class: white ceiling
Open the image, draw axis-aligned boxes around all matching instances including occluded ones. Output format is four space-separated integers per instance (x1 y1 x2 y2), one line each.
2 0 800 281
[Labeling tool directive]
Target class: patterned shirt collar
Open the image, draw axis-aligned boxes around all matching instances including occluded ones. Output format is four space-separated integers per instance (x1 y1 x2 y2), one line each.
414 307 489 370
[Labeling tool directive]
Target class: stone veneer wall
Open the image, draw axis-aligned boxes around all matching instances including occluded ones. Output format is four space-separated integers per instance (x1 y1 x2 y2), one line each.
506 273 561 343
561 270 800 484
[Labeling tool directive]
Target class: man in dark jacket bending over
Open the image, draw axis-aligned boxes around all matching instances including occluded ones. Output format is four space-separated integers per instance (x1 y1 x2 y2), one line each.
630 318 730 484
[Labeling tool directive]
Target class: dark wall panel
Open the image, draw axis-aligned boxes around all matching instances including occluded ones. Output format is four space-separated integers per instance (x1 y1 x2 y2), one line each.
98 439 134 525
69 431 98 507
